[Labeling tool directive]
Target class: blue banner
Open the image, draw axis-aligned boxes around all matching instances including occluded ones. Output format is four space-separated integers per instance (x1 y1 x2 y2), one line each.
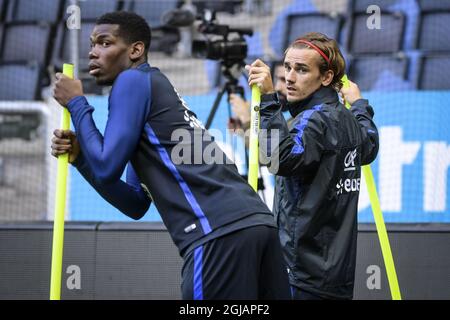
70 91 450 223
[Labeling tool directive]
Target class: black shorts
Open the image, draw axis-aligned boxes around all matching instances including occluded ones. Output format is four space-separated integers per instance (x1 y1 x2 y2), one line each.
181 225 290 300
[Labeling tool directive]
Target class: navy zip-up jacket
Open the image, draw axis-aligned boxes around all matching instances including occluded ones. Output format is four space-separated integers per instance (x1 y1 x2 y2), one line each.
68 63 274 255
259 86 379 299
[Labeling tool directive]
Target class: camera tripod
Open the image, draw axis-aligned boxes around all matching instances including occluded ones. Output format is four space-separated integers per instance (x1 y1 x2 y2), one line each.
204 61 266 194
205 62 245 130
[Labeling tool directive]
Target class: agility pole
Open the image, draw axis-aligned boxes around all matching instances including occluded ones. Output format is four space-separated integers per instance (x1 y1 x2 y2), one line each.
248 85 261 191
342 75 401 300
50 63 73 300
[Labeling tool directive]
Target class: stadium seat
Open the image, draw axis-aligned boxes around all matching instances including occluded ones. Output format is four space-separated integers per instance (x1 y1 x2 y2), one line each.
5 0 62 23
348 54 410 91
345 0 420 52
269 0 340 58
63 0 121 20
0 62 41 100
283 13 343 50
52 20 96 72
1 22 52 66
417 1 450 52
417 0 450 11
125 0 179 28
347 11 405 54
52 19 118 95
418 55 450 90
124 0 180 54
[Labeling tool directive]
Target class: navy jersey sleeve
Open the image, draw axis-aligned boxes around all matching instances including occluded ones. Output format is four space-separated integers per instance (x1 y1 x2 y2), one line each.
67 69 151 184
67 68 152 219
73 154 150 219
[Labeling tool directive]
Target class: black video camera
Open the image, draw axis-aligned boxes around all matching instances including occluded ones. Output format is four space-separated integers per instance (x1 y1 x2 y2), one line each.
192 10 253 64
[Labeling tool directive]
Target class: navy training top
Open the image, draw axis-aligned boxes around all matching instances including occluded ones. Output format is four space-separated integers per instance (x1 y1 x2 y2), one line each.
68 63 275 255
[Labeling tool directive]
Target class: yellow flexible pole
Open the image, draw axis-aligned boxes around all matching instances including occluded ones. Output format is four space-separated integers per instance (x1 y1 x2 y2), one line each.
50 63 74 300
248 85 261 191
342 75 401 300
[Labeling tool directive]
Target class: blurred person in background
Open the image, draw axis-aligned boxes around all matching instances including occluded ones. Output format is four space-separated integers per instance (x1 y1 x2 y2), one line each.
228 61 288 135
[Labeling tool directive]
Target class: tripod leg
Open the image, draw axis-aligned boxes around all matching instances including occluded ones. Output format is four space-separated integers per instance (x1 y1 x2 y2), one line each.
205 85 227 129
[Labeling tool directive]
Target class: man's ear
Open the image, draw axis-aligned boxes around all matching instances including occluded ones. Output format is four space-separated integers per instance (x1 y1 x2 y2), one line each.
129 41 146 61
321 69 334 87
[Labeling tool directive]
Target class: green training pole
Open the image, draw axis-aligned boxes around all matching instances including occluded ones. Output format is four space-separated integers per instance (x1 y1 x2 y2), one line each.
342 75 402 300
50 63 74 300
248 85 261 191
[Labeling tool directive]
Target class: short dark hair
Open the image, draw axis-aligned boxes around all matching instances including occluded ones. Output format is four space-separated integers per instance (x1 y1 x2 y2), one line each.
96 11 152 55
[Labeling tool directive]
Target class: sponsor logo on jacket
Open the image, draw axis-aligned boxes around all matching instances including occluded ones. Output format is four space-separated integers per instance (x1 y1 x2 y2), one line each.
337 149 360 195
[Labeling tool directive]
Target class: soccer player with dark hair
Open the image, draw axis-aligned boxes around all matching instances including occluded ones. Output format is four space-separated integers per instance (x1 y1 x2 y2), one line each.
51 11 289 300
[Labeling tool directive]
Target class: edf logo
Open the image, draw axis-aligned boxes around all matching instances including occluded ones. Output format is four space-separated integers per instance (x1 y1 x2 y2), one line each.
337 149 360 196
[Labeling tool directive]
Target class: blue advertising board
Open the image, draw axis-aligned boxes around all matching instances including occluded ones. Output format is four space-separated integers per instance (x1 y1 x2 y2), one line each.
70 91 450 223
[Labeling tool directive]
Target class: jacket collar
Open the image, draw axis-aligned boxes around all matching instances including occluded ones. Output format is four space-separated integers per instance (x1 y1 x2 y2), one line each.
288 86 339 118
136 62 151 71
